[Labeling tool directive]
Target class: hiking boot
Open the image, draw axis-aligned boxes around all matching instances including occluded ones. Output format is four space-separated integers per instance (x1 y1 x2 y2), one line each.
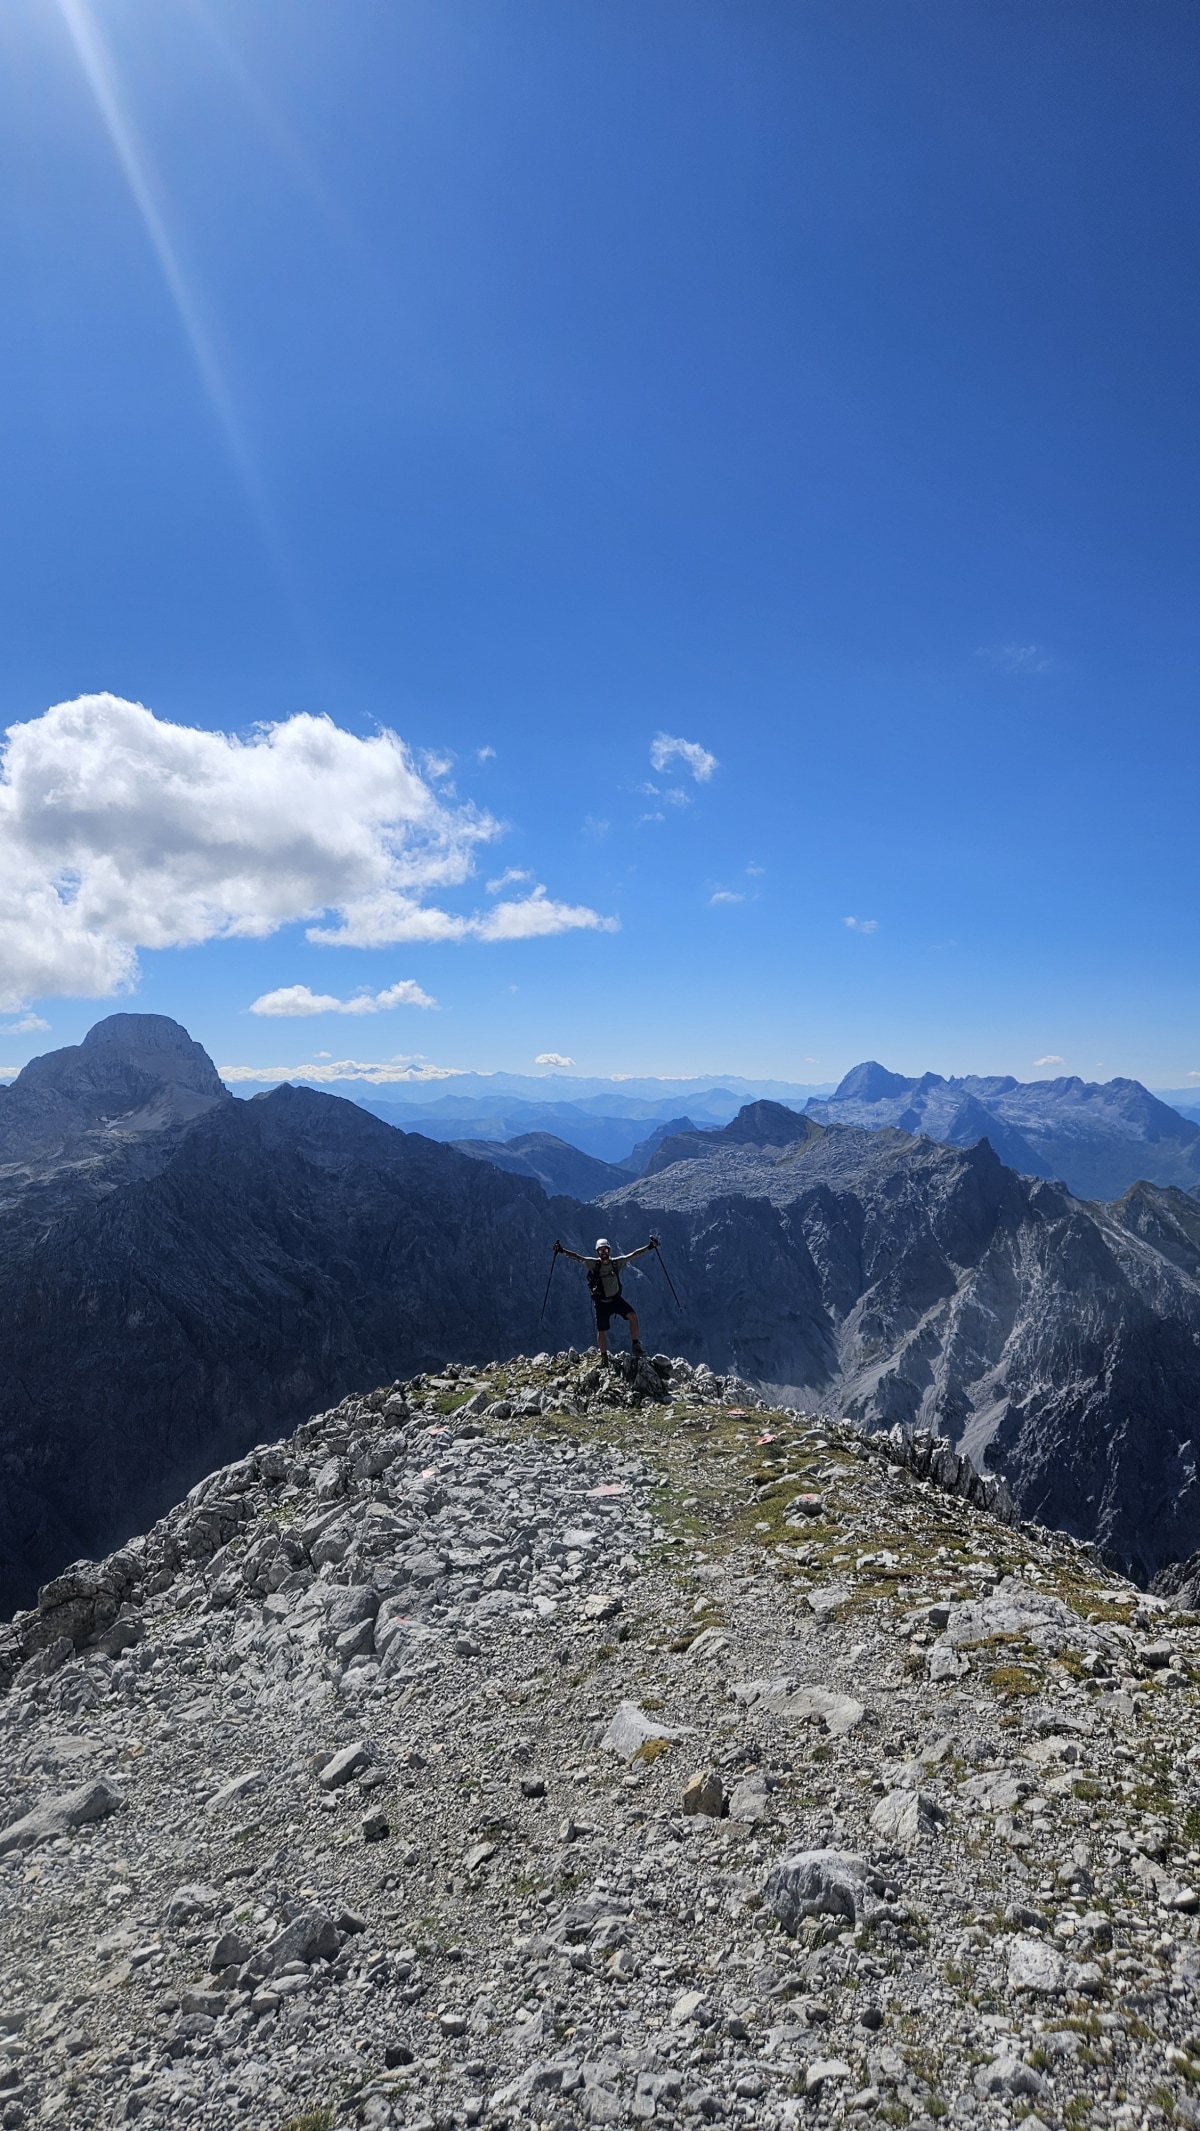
631 1340 645 1358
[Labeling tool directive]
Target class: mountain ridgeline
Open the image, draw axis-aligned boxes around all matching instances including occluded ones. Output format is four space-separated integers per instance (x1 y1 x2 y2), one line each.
802 1059 1200 1201
3 1017 1200 1610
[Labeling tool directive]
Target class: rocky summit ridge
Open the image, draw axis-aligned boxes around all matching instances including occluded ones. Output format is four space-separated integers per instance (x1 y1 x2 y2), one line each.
4 1355 1200 2131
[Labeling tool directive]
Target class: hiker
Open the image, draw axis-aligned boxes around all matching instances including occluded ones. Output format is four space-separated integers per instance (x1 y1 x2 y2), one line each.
553 1234 659 1358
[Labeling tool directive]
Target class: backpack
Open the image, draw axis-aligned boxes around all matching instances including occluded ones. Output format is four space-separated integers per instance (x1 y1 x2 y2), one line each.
587 1258 622 1302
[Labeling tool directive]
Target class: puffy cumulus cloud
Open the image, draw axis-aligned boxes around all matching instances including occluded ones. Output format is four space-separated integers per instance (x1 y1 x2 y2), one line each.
474 885 617 943
250 980 436 1017
535 1051 575 1068
1034 1054 1066 1068
649 733 717 783
0 695 613 1007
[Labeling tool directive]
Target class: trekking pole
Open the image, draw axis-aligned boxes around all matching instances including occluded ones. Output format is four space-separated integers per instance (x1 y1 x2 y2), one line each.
539 1241 563 1325
650 1232 682 1310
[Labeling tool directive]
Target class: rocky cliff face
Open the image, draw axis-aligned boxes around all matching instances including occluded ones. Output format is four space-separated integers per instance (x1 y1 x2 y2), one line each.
805 1060 1200 1200
0 1038 607 1613
450 1131 630 1200
597 1118 1200 1582
0 1012 231 1230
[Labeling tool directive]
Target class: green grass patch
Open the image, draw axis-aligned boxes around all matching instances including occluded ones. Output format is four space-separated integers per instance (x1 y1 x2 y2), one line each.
989 1664 1039 1697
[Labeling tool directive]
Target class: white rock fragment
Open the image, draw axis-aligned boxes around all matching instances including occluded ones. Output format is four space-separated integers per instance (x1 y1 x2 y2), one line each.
870 1788 944 1845
599 1701 691 1756
805 2060 853 2094
1007 1936 1065 1993
729 1678 865 1735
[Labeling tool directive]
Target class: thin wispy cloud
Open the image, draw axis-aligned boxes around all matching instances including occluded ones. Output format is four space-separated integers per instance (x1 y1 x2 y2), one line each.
979 642 1054 675
710 889 744 905
486 867 533 895
650 733 717 783
843 915 878 934
476 746 496 763
535 1051 575 1068
250 981 436 1018
420 749 455 780
1034 1054 1066 1067
219 1057 465 1085
0 695 613 1008
0 1013 49 1035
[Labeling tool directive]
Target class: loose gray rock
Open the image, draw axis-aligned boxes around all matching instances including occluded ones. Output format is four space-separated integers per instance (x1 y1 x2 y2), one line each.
317 1740 372 1790
0 1777 122 1854
763 1849 883 1932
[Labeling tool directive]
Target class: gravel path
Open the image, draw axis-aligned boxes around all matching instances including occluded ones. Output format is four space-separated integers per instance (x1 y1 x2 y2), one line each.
3 1350 1200 2131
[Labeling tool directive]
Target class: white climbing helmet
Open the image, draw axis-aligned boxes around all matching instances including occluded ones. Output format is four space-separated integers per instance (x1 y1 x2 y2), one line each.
594 1237 610 1252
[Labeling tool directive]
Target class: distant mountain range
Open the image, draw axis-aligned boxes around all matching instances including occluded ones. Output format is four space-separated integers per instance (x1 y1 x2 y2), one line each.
354 1060 1200 1205
800 1060 1200 1201
6 1019 1200 1608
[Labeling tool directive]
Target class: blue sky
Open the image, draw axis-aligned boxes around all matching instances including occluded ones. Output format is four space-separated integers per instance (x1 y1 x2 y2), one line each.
2 0 1200 1090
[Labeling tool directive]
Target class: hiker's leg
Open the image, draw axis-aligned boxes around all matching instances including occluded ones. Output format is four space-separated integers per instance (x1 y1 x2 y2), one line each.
628 1309 640 1346
597 1326 609 1355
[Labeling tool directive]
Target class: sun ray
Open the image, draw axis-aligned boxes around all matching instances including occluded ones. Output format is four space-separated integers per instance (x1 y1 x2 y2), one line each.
54 0 280 554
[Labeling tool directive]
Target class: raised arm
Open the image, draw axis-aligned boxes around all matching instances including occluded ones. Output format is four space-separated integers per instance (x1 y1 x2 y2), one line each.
555 1241 588 1263
627 1233 660 1261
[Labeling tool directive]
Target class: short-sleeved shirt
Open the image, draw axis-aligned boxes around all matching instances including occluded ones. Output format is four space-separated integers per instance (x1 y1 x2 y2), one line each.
584 1253 632 1301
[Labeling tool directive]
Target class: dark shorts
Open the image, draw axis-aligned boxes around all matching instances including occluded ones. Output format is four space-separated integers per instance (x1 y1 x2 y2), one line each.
594 1294 633 1332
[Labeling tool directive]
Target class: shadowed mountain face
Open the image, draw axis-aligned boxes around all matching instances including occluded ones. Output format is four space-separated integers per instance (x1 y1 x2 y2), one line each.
0 1025 601 1612
597 1112 1200 1582
0 1013 230 1223
449 1132 629 1201
804 1061 1200 1200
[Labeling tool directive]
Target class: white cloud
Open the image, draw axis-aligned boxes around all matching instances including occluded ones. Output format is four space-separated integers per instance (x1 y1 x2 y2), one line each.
0 1012 49 1034
476 745 496 763
486 867 533 895
250 980 437 1017
710 890 744 905
1034 1054 1066 1067
0 695 614 1007
535 1051 575 1068
843 916 878 934
472 885 618 942
650 733 717 783
420 748 455 779
220 1057 466 1084
664 787 691 808
1188 1070 1200 1082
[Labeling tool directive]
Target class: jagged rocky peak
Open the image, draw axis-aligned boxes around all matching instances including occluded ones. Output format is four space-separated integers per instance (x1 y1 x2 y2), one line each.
831 1059 922 1102
641 1099 817 1176
0 1012 229 1162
